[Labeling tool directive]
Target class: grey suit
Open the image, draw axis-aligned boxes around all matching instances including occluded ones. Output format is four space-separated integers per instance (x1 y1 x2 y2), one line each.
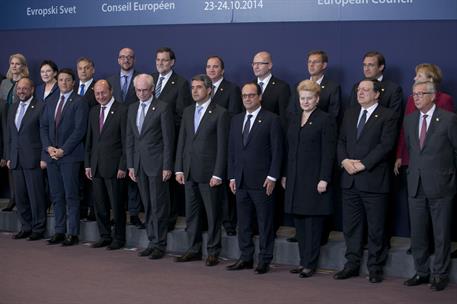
175 101 230 256
404 107 457 279
126 98 174 251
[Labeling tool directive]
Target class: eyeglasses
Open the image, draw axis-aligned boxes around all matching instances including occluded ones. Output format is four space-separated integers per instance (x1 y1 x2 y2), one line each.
252 62 269 67
242 93 258 99
119 55 134 60
412 92 433 98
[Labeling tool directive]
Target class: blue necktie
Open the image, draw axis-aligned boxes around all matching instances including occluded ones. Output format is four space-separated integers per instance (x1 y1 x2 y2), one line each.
138 103 147 133
155 76 164 98
194 105 204 133
258 81 264 93
243 114 253 146
121 75 129 101
356 109 368 139
79 83 85 96
15 102 27 130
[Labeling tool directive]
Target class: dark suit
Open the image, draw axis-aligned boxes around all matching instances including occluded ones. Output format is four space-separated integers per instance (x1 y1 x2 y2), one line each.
7 98 46 233
35 83 59 103
228 108 283 264
107 71 140 105
284 109 337 270
337 104 398 272
107 71 143 218
256 75 290 131
348 79 403 114
212 78 242 233
40 91 89 235
152 70 192 229
85 100 127 244
175 101 230 256
288 76 341 119
75 81 97 108
212 79 243 116
126 98 174 252
404 107 457 280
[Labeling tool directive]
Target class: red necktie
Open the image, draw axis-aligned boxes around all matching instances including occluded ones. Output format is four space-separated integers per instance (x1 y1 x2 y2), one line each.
55 95 65 127
419 114 428 149
99 106 106 132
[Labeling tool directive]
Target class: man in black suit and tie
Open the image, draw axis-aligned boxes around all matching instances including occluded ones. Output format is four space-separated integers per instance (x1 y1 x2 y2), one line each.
174 74 230 266
334 79 398 283
107 47 144 229
347 51 402 113
289 50 341 119
75 57 97 222
126 74 174 259
85 80 128 250
251 51 290 130
403 81 457 291
206 55 242 236
151 47 192 231
6 78 46 240
40 68 89 246
226 82 283 274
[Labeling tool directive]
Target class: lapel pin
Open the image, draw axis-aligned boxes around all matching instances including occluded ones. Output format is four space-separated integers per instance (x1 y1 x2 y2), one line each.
374 114 378 118
272 81 276 85
152 107 156 111
31 105 35 109
309 122 313 125
381 88 385 92
436 118 440 122
171 81 175 85
258 119 262 123
111 111 114 114
321 85 325 89
208 110 212 114
220 88 224 92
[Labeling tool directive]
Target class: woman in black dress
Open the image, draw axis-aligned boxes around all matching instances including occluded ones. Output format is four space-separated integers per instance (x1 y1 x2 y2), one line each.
282 80 337 278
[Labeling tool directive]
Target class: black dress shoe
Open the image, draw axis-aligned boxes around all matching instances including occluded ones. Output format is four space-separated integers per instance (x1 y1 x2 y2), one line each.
299 269 315 278
130 216 145 229
368 270 383 283
254 263 270 274
430 277 449 291
333 267 359 280
451 249 457 259
138 247 154 257
404 274 430 286
226 259 254 271
149 248 165 260
2 206 14 212
62 235 79 246
28 232 44 241
287 236 298 243
47 233 66 245
206 255 219 266
91 239 112 248
175 251 202 262
290 267 304 274
13 230 32 239
107 241 124 250
406 247 412 255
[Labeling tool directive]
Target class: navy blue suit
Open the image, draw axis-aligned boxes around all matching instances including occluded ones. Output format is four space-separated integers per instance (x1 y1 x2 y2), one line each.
34 83 59 103
40 91 89 235
7 98 47 233
228 108 283 264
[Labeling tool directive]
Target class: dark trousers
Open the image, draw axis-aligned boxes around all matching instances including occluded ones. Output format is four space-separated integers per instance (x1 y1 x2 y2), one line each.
126 179 142 216
294 215 325 270
409 181 453 279
236 187 275 265
137 167 170 251
184 180 222 256
221 186 237 232
92 174 126 243
12 167 46 233
47 161 81 235
342 186 388 272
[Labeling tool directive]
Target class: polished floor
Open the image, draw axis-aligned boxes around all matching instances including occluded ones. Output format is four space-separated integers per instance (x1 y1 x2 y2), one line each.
1 232 456 304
